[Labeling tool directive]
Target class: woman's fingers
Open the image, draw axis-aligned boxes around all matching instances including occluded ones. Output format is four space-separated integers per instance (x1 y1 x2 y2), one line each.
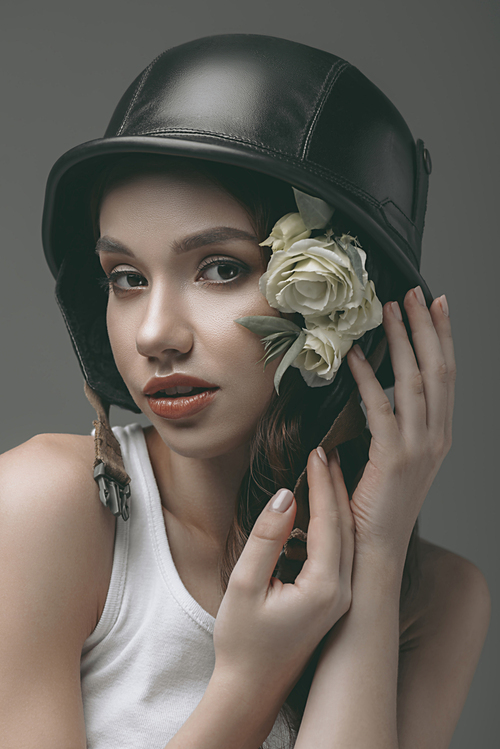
346 345 400 447
215 451 355 689
348 288 455 452
300 448 353 593
429 295 456 448
231 448 354 603
228 488 296 597
382 297 427 436
301 449 341 581
327 449 355 589
402 288 450 439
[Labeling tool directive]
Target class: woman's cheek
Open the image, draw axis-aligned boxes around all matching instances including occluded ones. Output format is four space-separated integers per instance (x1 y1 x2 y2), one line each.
106 301 141 371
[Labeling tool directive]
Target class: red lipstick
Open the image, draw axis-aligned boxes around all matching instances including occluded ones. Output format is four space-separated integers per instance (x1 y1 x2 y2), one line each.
143 375 219 420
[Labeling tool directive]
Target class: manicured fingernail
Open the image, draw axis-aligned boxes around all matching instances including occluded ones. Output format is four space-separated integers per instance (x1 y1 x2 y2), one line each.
352 343 365 360
439 294 449 316
391 301 403 321
414 286 426 307
271 488 293 513
316 446 328 465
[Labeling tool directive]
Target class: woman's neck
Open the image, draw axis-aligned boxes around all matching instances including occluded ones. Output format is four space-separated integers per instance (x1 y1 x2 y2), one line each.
144 425 250 551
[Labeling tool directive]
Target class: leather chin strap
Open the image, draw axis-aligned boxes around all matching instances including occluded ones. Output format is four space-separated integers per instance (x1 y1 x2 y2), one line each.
84 382 131 521
84 336 386 536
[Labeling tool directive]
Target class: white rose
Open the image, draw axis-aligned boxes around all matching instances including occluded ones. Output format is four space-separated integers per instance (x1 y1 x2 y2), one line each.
291 322 354 387
330 280 383 337
259 212 311 252
259 237 368 317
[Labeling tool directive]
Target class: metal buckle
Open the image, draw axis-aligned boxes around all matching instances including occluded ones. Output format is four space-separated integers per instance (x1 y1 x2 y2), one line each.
93 463 131 521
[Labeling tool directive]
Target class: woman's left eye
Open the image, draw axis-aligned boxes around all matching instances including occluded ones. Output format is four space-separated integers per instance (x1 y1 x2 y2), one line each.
198 259 246 283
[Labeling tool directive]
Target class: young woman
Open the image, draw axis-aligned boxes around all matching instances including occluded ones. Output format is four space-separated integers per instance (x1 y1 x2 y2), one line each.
0 35 490 749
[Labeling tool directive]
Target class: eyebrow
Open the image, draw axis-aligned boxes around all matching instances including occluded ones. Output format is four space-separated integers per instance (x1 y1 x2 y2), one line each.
95 227 258 257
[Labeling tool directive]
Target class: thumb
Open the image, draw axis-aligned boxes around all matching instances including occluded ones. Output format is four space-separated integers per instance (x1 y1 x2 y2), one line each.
229 489 296 595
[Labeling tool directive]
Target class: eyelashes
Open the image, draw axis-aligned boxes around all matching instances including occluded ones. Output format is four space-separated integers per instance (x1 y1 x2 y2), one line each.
97 256 250 293
97 273 113 293
98 269 147 292
197 257 248 284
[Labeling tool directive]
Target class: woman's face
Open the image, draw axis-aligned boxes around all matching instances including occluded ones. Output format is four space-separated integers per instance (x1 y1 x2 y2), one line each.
98 167 281 460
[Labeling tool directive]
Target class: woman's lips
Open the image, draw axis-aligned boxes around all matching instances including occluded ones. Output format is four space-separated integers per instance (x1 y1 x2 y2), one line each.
143 374 218 395
143 374 219 420
147 388 218 420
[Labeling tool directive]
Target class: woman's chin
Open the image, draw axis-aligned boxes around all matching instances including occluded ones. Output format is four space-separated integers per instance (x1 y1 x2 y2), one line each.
145 415 254 462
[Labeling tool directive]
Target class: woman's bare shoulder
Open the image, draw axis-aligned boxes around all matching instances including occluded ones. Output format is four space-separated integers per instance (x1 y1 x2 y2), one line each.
402 537 491 646
396 538 490 742
1 432 103 527
2 430 94 465
2 430 95 467
418 537 490 604
0 432 116 641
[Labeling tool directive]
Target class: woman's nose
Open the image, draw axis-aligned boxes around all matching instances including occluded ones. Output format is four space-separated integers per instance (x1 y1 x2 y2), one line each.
135 286 194 360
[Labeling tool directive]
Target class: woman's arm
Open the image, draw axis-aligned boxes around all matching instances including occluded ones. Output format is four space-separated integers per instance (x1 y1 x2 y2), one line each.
295 545 402 749
295 541 490 749
295 290 490 748
0 434 114 749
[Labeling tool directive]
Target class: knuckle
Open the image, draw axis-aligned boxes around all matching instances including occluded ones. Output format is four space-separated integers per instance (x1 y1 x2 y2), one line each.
325 506 342 526
436 431 453 456
229 570 258 596
316 578 340 609
431 435 446 457
330 586 352 620
373 397 394 418
320 575 338 599
409 371 425 395
316 591 334 613
434 361 448 383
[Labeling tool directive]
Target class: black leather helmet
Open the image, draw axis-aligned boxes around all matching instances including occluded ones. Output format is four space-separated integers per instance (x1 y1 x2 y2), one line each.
42 34 432 413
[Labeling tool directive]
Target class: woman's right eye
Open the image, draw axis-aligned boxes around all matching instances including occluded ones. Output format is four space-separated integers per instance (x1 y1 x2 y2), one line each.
107 269 148 291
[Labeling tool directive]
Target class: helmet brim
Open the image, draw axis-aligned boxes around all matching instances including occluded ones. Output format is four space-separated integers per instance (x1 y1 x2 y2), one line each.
42 134 433 307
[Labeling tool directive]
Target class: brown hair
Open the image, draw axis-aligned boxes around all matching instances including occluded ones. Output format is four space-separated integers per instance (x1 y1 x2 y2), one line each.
92 154 421 742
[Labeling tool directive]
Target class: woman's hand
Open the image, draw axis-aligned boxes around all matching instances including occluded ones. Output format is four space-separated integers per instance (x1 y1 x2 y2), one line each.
346 287 456 562
212 447 354 703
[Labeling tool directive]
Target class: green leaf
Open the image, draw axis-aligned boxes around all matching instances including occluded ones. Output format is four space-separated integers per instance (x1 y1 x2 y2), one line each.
262 330 298 348
268 337 295 355
235 316 307 390
261 329 300 365
262 337 295 367
274 331 307 394
262 330 295 345
263 337 293 356
292 187 335 230
235 316 302 336
337 238 365 286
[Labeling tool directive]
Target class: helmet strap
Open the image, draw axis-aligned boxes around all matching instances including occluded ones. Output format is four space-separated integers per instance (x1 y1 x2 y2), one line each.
84 382 131 521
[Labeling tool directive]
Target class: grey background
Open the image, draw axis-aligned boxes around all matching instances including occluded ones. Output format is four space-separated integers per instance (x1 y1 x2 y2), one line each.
1 0 498 744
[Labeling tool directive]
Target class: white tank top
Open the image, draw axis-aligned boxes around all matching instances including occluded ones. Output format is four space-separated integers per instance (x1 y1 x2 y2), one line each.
81 423 294 748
